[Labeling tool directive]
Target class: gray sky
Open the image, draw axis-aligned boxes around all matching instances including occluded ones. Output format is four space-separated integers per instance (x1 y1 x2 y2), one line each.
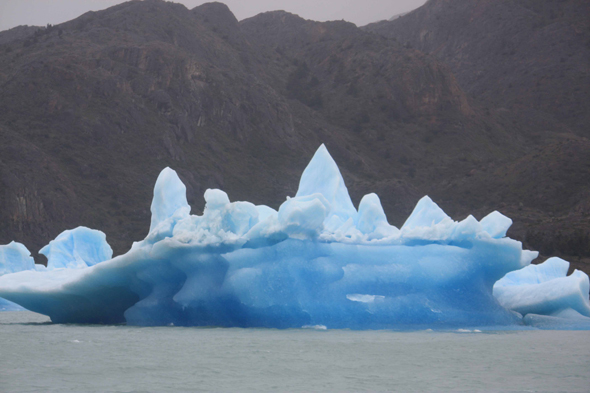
0 0 427 32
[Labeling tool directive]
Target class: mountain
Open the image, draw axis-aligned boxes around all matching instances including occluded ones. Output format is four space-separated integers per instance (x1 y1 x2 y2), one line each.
365 0 590 135
0 0 587 273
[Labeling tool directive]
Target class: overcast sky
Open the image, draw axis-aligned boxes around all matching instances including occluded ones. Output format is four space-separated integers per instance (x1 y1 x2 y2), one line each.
0 0 427 32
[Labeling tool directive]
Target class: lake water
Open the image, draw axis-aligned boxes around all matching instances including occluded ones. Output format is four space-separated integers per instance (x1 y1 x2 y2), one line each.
1 311 589 392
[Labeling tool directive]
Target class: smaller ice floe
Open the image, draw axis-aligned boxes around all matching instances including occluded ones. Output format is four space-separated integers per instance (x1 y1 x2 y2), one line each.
493 257 590 327
40 227 112 270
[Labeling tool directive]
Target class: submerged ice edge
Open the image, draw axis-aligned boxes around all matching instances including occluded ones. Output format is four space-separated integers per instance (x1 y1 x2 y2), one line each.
0 144 589 330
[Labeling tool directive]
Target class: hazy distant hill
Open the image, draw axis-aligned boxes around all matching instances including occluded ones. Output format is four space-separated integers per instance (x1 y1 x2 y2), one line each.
0 1 588 272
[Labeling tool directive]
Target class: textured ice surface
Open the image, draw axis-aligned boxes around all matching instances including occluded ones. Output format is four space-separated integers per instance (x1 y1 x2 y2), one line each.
40 227 112 270
149 168 191 232
0 242 43 310
479 211 512 239
0 242 36 275
494 257 590 320
0 145 587 329
401 196 450 230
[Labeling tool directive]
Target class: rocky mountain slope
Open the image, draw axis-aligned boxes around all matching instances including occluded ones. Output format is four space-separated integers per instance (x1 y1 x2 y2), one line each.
0 25 43 45
365 0 590 271
365 0 590 135
0 0 587 273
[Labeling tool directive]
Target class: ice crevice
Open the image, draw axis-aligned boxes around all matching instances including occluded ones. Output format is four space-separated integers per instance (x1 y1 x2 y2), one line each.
0 144 588 329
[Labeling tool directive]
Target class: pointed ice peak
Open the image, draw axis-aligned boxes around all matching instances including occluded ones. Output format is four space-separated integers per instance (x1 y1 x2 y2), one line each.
451 215 482 239
296 144 357 223
356 193 399 240
150 167 191 233
402 196 450 230
480 211 512 239
357 193 388 234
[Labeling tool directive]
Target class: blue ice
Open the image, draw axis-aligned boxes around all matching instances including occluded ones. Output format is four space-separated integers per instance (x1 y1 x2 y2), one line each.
40 227 113 270
0 144 588 330
494 257 590 328
0 242 36 275
0 242 44 310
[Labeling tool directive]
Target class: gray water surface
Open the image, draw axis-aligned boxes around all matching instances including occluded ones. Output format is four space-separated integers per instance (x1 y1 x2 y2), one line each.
1 311 589 392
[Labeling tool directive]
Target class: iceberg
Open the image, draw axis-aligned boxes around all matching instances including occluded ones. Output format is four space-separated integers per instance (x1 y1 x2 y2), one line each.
0 144 588 329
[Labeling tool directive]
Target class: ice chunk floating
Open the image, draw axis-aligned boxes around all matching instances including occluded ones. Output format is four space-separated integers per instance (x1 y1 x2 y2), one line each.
0 145 588 329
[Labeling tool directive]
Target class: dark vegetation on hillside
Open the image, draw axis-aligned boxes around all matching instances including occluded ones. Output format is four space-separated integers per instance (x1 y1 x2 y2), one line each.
0 0 588 273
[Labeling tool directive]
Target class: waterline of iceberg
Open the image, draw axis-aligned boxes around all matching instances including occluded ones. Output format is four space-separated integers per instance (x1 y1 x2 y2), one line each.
0 145 588 329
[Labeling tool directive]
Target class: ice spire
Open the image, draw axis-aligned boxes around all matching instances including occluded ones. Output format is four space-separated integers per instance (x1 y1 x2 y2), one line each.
295 144 357 228
401 196 450 230
149 167 191 233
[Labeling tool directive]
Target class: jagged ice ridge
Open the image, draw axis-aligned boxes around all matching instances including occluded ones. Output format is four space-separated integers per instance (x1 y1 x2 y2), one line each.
0 145 589 329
